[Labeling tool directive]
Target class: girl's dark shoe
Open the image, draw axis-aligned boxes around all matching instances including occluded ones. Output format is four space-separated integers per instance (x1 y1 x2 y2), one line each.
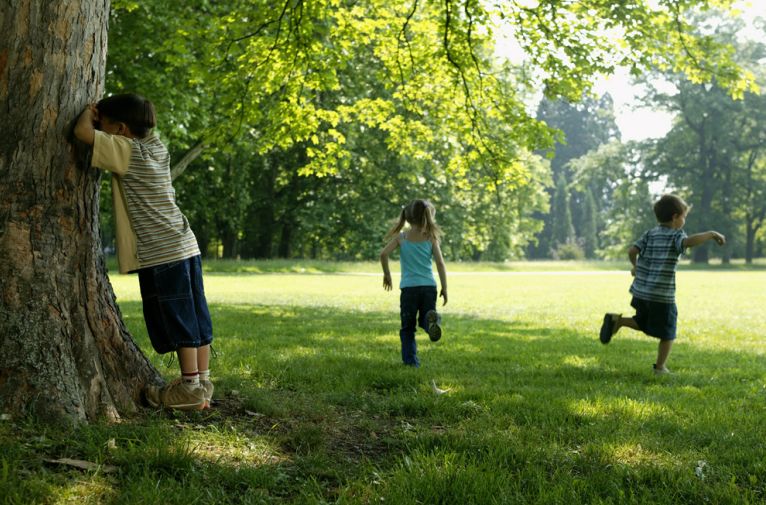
426 310 442 342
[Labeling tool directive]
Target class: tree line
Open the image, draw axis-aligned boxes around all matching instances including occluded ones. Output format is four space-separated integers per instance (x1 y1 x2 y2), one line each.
98 1 764 264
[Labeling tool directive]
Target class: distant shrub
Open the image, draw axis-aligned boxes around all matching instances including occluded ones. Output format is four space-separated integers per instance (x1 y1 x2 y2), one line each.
552 240 585 261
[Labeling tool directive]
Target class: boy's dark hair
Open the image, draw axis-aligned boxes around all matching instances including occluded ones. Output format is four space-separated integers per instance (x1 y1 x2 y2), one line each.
654 194 689 223
96 93 156 138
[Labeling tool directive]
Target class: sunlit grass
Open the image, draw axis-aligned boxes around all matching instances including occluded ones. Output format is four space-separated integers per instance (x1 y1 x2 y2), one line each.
607 441 672 467
3 262 766 503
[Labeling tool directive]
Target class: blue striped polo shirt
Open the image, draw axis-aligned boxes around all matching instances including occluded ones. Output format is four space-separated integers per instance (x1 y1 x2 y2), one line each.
629 225 687 304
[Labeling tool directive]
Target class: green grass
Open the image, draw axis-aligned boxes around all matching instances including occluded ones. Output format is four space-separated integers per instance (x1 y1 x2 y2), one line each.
3 262 766 504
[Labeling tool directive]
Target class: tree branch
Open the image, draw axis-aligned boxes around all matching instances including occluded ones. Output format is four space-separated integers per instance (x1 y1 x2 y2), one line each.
171 139 206 181
218 0 293 66
396 0 419 86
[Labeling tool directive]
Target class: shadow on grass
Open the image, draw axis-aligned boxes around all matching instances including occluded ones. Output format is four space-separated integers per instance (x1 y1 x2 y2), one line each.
6 301 766 504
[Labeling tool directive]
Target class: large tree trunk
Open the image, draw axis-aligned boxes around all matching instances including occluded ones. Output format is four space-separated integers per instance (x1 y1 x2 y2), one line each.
278 220 293 258
0 1 161 423
246 157 275 259
221 228 238 259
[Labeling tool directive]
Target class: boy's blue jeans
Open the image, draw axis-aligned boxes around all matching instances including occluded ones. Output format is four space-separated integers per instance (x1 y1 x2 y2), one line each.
399 286 437 367
137 255 213 354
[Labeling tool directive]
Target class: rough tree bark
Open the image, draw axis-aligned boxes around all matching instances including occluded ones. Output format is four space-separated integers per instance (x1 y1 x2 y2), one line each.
0 1 162 423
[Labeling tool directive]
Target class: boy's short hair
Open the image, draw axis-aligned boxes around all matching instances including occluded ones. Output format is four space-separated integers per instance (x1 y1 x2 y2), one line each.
96 93 156 138
654 194 689 223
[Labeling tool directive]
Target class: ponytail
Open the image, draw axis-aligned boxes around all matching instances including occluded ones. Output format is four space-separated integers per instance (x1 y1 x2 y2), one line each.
387 199 443 243
421 200 443 243
385 208 407 241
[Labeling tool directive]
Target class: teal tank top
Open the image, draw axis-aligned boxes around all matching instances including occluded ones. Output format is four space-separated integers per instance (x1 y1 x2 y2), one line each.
399 236 437 288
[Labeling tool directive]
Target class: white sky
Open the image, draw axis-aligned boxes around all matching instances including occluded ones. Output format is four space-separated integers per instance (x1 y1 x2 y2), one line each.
497 1 766 141
596 1 765 141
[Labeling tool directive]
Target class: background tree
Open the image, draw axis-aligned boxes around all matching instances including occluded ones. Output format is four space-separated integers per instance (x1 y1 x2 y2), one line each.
529 94 620 258
648 80 737 262
580 189 599 258
641 18 766 263
551 173 575 250
568 141 656 259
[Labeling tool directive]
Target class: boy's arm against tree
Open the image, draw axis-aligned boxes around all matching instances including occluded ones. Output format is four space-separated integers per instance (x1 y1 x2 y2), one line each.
73 107 96 145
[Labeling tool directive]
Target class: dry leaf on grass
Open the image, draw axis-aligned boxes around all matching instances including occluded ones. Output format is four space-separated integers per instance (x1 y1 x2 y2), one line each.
431 379 451 395
43 458 118 474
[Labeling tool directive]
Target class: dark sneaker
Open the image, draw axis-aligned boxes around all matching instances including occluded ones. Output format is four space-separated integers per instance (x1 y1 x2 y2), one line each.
599 313 620 344
201 379 214 409
144 379 206 411
426 310 442 342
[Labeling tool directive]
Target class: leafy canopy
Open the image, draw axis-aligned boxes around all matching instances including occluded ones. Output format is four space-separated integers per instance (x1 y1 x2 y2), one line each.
109 0 754 181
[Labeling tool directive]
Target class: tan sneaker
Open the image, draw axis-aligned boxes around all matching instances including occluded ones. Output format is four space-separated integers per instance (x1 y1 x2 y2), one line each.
201 379 214 409
653 364 672 376
144 378 206 411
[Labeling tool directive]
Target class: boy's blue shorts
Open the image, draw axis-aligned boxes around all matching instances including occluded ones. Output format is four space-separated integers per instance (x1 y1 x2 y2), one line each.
631 296 677 341
137 255 213 354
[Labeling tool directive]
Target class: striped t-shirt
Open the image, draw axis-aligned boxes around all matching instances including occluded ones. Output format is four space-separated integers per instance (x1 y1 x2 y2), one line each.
91 130 200 273
629 225 687 304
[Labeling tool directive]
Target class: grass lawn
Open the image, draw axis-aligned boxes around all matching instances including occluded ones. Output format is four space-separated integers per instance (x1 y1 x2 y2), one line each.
3 262 766 504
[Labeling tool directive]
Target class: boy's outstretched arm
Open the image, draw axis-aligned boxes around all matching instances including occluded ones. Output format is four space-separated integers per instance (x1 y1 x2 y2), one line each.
380 237 399 291
683 231 726 248
432 241 448 305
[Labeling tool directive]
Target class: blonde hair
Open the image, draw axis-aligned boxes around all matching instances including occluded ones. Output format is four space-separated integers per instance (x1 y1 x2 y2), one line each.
385 199 443 242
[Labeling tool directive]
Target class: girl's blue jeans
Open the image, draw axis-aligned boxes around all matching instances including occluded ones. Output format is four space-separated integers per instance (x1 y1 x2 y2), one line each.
399 286 437 367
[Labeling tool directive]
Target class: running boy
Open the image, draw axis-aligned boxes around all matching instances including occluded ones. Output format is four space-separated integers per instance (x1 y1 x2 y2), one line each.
599 194 725 375
74 94 214 410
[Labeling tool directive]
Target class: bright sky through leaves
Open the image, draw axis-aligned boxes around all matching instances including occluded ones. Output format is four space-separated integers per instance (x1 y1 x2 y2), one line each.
496 1 766 141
